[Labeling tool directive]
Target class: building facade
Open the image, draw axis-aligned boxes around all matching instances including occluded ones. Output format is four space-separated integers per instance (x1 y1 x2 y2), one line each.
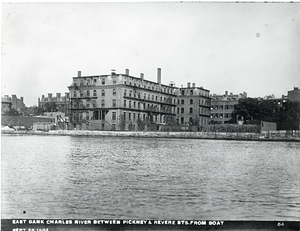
1 95 25 113
68 69 177 130
38 92 70 114
288 87 300 102
174 83 211 126
210 91 247 124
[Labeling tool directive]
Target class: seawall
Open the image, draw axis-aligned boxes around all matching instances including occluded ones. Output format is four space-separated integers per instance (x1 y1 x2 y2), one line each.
2 130 300 142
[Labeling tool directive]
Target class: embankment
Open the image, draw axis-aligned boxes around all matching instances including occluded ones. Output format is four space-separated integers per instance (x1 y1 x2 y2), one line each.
2 130 300 142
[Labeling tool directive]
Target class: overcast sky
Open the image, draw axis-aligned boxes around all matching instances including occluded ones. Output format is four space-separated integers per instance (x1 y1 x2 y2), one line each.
2 2 300 106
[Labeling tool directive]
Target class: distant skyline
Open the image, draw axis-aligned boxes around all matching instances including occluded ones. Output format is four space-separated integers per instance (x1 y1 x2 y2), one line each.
2 2 300 106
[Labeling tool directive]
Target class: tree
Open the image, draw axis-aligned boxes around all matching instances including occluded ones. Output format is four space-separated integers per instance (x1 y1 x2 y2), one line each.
233 98 279 123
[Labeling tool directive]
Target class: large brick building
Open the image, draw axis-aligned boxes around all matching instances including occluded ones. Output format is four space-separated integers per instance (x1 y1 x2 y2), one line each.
68 69 177 130
174 83 211 126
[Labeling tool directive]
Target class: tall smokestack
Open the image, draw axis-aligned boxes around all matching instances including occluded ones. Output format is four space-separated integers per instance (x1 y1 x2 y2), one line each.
125 69 129 75
78 71 81 77
140 73 144 80
157 68 161 85
187 82 191 88
225 91 228 96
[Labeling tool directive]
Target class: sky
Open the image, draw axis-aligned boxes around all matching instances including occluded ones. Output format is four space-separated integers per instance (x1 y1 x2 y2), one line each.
2 2 300 106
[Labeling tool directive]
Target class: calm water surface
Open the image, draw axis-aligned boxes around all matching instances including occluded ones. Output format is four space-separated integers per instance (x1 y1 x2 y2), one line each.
1 135 300 220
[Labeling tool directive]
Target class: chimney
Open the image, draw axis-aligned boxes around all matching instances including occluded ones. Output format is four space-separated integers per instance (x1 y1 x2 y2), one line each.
225 91 228 96
78 71 81 77
42 95 44 99
157 68 161 85
187 82 191 88
65 93 70 99
20 97 24 102
48 93 52 98
56 93 61 98
140 73 144 80
125 69 129 75
192 83 195 88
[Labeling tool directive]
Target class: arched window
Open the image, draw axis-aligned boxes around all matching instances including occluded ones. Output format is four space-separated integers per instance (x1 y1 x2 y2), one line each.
87 90 90 96
113 89 116 96
190 99 193 104
190 107 193 113
102 89 105 96
74 91 77 97
181 99 184 104
113 99 116 107
124 89 127 96
93 90 97 96
129 90 132 97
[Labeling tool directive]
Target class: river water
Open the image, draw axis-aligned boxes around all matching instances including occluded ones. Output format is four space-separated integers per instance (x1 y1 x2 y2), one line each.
1 135 300 220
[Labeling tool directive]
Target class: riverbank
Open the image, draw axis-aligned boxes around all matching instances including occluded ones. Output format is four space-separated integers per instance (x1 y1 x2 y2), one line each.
2 129 300 142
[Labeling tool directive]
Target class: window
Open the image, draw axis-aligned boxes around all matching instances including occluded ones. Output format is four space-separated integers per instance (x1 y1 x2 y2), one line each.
148 94 150 100
74 91 77 97
102 89 105 96
134 102 136 108
113 89 116 96
152 95 154 101
190 90 193 95
87 90 90 96
124 90 127 96
144 93 146 99
93 90 97 96
190 99 193 104
124 100 126 107
102 78 105 85
133 113 136 121
129 101 131 108
181 108 184 113
87 79 90 85
129 90 132 97
94 79 97 83
124 112 126 121
86 103 90 108
190 108 193 113
181 99 184 104
177 108 179 113
138 102 140 109
113 78 117 84
113 99 116 107
129 113 131 121
181 90 184 96
181 117 184 124
93 102 96 108
101 100 105 107
112 124 116 130
112 112 116 120
143 114 146 121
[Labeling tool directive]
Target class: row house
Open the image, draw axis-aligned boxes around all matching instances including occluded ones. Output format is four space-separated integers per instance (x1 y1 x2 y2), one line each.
210 91 247 124
174 83 211 126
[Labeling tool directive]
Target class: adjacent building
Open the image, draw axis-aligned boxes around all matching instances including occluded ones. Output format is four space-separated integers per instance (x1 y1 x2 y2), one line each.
210 91 247 124
68 69 177 130
38 92 70 114
1 95 26 114
288 87 300 102
174 83 211 126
